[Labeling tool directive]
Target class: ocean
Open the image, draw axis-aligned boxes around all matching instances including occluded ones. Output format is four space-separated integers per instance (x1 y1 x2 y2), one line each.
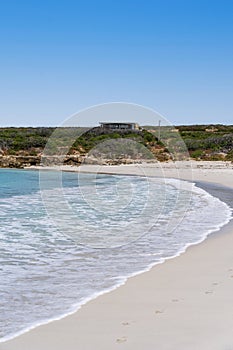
0 168 232 342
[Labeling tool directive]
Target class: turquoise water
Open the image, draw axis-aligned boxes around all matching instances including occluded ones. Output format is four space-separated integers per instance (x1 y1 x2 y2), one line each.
0 169 231 342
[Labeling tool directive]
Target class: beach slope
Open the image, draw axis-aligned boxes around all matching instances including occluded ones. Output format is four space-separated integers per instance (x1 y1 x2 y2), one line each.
1 163 233 350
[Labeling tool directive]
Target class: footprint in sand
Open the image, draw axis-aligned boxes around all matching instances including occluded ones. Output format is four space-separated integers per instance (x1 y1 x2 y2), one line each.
212 282 218 286
122 322 130 326
205 290 213 294
155 310 163 314
116 336 127 343
172 299 179 302
227 268 233 278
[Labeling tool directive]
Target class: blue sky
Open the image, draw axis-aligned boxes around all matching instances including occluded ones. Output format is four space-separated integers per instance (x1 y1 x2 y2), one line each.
0 0 233 126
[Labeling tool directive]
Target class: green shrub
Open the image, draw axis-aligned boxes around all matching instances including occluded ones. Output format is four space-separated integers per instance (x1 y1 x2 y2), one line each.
191 149 204 159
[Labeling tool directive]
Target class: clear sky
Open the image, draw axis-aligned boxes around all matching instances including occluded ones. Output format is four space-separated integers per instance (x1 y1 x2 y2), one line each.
0 0 233 126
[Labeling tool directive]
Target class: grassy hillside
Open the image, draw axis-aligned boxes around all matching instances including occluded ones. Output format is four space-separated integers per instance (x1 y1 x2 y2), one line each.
0 125 233 167
144 124 233 161
177 124 233 160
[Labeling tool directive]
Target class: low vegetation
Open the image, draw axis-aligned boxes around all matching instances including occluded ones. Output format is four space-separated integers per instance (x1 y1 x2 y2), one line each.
0 124 233 167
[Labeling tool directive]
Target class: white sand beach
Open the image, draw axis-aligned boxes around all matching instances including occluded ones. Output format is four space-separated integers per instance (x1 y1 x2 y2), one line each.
1 161 233 350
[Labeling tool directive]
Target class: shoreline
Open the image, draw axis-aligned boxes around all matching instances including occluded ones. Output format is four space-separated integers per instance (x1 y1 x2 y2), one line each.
1 164 233 349
26 160 233 185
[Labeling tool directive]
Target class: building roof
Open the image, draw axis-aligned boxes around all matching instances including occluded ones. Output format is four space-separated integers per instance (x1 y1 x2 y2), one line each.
99 122 138 125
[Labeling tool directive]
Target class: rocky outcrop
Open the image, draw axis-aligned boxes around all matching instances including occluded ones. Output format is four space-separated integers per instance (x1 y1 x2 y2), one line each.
0 154 162 168
0 155 85 168
0 155 41 168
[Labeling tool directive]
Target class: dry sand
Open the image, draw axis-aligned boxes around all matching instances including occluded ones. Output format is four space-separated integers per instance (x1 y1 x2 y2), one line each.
1 161 233 350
